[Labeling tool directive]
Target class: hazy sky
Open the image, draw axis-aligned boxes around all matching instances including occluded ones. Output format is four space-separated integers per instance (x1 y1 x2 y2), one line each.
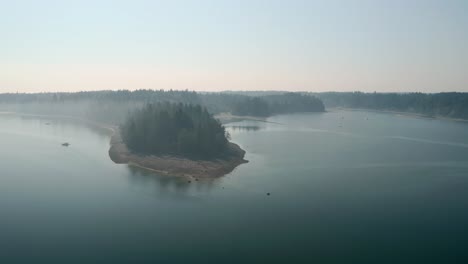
1 0 467 93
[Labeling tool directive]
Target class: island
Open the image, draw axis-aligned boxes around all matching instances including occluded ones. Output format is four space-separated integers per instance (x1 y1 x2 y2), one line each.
108 102 248 178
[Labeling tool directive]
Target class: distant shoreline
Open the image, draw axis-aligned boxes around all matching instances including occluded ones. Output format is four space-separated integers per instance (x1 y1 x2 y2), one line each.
0 112 248 178
330 107 468 123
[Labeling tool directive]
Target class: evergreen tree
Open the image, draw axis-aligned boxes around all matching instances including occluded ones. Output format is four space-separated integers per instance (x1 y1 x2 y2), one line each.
121 102 229 158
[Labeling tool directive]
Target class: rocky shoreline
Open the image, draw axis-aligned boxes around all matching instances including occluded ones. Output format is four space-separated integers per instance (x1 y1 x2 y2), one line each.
108 129 248 178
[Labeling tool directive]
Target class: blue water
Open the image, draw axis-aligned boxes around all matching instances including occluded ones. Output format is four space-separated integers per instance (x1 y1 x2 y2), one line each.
1 110 468 263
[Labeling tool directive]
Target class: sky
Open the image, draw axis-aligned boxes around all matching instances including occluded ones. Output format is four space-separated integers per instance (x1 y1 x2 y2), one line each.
1 0 467 93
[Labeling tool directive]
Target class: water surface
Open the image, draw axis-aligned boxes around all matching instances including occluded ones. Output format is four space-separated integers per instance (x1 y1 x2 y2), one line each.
2 110 468 263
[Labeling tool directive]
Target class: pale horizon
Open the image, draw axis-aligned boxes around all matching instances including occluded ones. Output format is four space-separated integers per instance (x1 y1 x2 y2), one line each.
2 0 467 93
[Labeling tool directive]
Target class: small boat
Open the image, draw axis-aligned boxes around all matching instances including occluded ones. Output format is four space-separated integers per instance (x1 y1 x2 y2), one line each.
62 143 70 147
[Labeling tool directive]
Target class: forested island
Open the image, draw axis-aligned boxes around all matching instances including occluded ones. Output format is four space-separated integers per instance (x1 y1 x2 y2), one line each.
109 102 247 178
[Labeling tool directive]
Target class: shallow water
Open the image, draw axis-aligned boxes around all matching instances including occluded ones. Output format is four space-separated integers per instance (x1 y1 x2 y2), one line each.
2 110 468 263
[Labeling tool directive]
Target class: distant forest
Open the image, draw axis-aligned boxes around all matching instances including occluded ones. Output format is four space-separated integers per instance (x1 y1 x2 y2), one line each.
3 90 466 122
231 93 325 117
0 90 325 124
121 102 228 158
314 92 468 120
224 91 468 120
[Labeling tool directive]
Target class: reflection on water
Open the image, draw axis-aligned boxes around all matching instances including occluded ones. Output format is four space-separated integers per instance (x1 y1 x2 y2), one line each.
226 125 262 131
225 120 270 132
125 165 219 196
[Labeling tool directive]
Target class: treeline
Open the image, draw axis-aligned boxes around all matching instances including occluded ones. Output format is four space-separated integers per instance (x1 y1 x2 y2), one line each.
315 92 468 119
0 90 326 123
121 102 229 158
0 90 201 124
4 89 468 121
0 89 201 104
232 97 270 116
231 93 325 116
264 93 325 115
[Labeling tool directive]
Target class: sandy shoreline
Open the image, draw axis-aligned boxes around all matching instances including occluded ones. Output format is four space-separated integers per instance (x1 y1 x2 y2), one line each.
1 112 248 178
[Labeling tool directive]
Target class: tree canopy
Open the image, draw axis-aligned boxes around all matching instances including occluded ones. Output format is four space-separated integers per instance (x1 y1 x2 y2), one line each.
231 93 325 116
120 102 229 159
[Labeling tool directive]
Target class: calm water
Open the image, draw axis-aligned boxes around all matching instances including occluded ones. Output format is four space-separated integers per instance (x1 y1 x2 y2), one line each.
2 110 468 263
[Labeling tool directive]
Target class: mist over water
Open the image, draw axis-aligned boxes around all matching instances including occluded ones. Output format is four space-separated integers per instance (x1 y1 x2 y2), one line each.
1 110 468 263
